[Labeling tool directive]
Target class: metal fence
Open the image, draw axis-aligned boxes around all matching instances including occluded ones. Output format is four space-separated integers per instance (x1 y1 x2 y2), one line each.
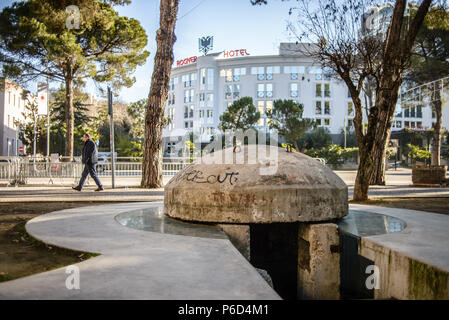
0 156 326 185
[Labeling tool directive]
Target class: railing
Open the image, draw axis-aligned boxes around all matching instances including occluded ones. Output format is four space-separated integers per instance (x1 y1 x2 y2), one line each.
0 156 327 184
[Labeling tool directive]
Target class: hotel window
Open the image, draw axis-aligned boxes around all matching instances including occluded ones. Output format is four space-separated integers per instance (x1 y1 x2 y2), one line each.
324 101 331 115
348 102 354 116
316 84 322 97
189 105 194 118
184 106 189 118
266 101 273 114
184 90 189 103
404 108 410 118
315 118 322 126
189 89 194 102
233 68 246 81
324 83 331 97
417 105 423 118
223 69 233 82
199 110 204 118
182 75 189 87
200 69 207 86
290 83 298 97
233 84 240 98
199 93 206 102
225 85 233 99
207 110 213 118
315 101 322 115
324 119 330 126
184 121 189 129
257 84 265 98
410 107 416 118
396 121 402 128
417 121 422 128
206 93 214 107
284 66 304 80
258 101 265 115
395 109 403 118
266 66 280 80
348 119 354 128
190 73 197 86
251 67 265 80
207 69 214 90
266 83 273 97
404 121 410 127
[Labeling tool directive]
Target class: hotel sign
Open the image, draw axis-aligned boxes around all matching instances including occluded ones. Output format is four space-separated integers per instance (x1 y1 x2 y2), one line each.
176 49 251 67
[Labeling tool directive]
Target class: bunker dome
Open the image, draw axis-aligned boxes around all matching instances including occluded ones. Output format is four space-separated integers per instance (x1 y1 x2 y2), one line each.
164 146 348 223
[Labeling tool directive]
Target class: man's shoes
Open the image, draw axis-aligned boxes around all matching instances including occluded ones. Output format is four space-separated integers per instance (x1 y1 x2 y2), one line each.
72 186 82 191
95 187 104 192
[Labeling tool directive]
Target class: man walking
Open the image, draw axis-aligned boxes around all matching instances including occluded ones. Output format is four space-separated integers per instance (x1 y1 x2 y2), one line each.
72 133 104 191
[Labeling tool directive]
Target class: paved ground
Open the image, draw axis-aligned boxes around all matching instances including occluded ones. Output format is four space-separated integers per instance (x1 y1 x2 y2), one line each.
0 202 279 300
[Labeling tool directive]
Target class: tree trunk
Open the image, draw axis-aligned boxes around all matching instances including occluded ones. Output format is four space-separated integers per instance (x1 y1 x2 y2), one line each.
65 70 74 161
431 89 442 166
141 0 178 188
353 144 373 201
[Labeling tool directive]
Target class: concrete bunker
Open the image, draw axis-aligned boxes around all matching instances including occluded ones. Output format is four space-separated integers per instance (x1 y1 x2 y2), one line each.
165 145 348 300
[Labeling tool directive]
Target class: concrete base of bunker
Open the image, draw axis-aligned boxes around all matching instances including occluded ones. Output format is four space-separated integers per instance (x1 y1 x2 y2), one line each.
219 222 341 300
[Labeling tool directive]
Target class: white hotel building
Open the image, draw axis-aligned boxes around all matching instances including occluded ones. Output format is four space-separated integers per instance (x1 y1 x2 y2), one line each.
162 43 448 155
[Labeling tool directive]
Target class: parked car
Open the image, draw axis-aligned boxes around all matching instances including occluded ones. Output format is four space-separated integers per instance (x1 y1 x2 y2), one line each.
96 156 110 173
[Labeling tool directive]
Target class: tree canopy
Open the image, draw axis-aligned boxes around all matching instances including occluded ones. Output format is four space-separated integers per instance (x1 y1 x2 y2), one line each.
219 97 261 131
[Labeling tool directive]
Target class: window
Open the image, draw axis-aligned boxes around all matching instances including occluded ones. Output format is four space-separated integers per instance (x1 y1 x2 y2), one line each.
258 118 265 126
417 121 422 128
324 83 331 97
207 110 213 118
199 93 205 102
200 68 207 86
225 85 233 99
410 107 415 118
266 66 280 80
284 66 304 80
404 121 410 127
233 68 246 81
316 84 322 97
257 84 265 98
189 105 194 118
315 101 322 115
184 90 189 103
417 105 422 118
266 101 273 114
324 118 330 126
290 83 298 97
324 101 331 115
404 108 410 118
348 102 354 116
348 119 353 128
395 121 402 128
199 110 204 118
257 67 265 80
207 69 214 90
189 89 194 102
184 106 189 118
266 83 273 97
258 101 265 115
182 75 189 87
184 121 189 129
233 84 240 98
206 93 214 107
190 73 197 86
316 118 322 126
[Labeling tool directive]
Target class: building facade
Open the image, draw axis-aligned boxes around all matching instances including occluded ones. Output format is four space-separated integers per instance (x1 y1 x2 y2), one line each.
162 43 449 156
0 78 26 156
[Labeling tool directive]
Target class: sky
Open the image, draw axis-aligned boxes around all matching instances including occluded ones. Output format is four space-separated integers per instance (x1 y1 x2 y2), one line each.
0 0 298 103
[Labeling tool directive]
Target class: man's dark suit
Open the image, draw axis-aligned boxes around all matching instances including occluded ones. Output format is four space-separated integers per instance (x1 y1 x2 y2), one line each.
77 139 103 189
